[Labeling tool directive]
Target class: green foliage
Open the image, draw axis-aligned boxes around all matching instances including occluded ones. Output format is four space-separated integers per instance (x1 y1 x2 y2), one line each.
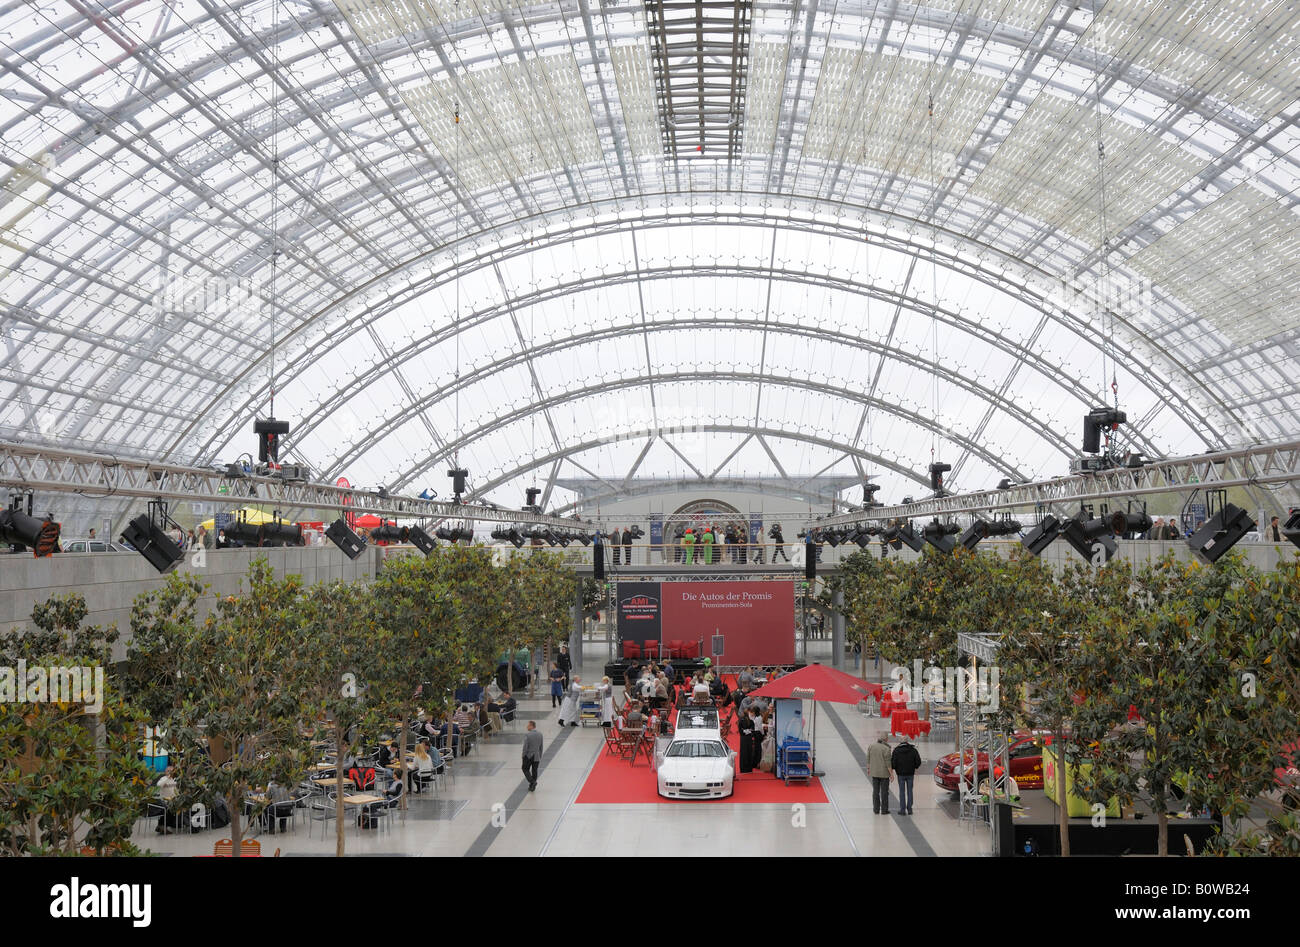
0 594 151 856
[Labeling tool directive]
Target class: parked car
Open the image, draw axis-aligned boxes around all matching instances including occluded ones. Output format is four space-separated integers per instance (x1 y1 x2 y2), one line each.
654 706 735 799
934 732 1044 792
60 539 128 553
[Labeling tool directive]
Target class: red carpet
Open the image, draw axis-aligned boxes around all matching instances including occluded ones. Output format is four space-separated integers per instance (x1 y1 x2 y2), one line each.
575 705 828 805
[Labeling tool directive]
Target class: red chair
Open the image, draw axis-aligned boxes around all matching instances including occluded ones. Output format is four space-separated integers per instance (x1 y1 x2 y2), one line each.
682 640 700 659
667 640 683 660
622 641 641 660
643 641 659 659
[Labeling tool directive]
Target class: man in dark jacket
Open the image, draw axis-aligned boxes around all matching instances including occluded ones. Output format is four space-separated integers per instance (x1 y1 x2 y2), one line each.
622 526 634 566
891 736 923 815
556 643 573 690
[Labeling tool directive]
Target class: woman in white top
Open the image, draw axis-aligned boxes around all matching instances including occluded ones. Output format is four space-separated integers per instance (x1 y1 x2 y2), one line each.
410 741 436 792
155 767 178 834
559 675 582 727
598 676 615 727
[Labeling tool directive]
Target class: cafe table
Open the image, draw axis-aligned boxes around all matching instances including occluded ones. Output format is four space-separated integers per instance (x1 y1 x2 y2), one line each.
343 793 384 834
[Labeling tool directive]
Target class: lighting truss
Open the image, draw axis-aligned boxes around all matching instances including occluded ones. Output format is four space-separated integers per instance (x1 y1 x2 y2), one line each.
810 439 1300 529
0 441 592 530
645 0 753 158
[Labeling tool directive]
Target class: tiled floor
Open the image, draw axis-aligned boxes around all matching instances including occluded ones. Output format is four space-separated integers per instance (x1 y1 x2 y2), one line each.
134 650 991 857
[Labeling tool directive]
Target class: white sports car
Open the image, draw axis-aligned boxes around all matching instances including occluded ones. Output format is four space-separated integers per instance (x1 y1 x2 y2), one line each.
654 707 736 799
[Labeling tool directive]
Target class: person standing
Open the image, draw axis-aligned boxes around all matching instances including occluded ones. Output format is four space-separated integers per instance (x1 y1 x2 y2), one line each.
559 675 582 727
738 707 757 774
521 721 543 792
770 523 787 562
549 662 565 708
867 734 894 815
1148 518 1164 539
701 525 714 565
683 528 695 564
622 526 634 566
1266 515 1282 542
598 676 615 728
891 735 922 815
556 643 572 690
611 528 622 566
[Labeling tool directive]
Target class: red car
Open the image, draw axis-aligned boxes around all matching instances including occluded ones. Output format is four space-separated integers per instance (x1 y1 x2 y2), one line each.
934 733 1044 792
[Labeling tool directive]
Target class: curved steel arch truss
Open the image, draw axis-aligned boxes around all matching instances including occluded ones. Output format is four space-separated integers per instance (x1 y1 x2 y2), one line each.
449 422 938 508
188 204 1238 466
305 313 1091 479
373 369 1033 496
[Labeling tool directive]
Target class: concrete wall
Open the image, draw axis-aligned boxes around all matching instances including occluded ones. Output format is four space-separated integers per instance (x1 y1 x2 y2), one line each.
0 545 382 661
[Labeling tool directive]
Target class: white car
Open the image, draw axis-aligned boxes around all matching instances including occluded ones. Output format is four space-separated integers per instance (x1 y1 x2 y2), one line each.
654 707 736 799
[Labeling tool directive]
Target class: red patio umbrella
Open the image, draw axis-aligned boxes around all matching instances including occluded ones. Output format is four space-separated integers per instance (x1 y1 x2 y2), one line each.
750 663 883 776
750 663 883 704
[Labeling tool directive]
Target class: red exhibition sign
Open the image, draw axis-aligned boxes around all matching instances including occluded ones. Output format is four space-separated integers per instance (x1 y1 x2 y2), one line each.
660 581 795 666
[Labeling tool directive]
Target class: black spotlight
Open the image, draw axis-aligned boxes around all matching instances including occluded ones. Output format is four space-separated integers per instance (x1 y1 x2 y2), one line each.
576 532 593 547
326 518 366 560
863 483 882 507
541 529 558 547
121 515 184 573
1283 510 1300 549
260 519 303 547
959 518 990 552
222 518 262 546
593 535 605 580
524 487 541 509
996 478 1013 491
507 528 525 548
253 417 290 463
0 508 61 557
923 519 959 553
408 525 436 555
370 524 407 544
884 521 924 552
1188 504 1255 564
448 468 468 499
822 528 841 548
1082 407 1126 454
1021 514 1062 557
929 462 952 495
1062 512 1117 562
1110 510 1153 539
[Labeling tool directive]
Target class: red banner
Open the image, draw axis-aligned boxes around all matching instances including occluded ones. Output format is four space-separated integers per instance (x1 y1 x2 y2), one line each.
660 581 795 666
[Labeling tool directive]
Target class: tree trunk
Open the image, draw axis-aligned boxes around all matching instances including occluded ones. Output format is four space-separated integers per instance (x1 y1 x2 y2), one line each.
230 783 243 855
1055 729 1070 857
1158 811 1169 857
334 722 346 858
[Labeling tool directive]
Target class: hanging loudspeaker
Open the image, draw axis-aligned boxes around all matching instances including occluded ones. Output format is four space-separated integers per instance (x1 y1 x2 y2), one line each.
121 515 184 574
326 518 366 560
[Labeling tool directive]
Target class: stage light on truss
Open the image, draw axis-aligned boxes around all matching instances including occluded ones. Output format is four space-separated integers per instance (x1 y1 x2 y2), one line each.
884 521 924 552
1283 510 1300 550
922 519 959 553
121 515 183 573
929 462 952 495
524 487 541 509
447 467 468 499
862 482 882 507
1188 504 1255 564
370 524 406 544
1110 510 1153 539
960 517 1022 551
1021 515 1061 556
1082 407 1125 454
326 518 366 560
507 528 525 548
408 525 436 555
0 508 61 557
1062 512 1117 562
259 519 304 547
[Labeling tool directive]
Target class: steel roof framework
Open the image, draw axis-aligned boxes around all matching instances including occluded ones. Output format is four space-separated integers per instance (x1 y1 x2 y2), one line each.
1 0 1297 514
